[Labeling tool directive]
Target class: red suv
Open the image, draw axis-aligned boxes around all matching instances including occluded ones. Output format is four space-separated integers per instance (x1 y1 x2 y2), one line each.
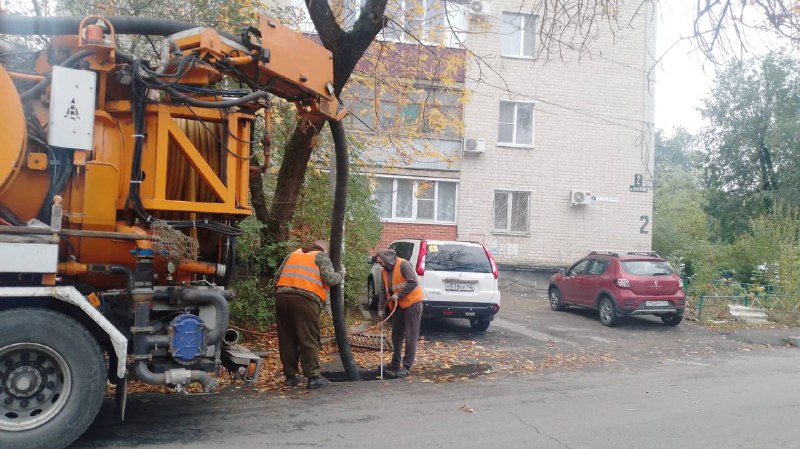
548 251 685 327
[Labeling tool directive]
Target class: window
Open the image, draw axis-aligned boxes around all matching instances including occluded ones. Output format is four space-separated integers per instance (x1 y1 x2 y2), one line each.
501 12 537 58
569 259 591 275
425 244 492 273
588 260 610 275
621 261 675 276
416 181 435 220
389 242 415 261
384 0 448 44
498 101 534 146
374 177 458 223
494 191 530 234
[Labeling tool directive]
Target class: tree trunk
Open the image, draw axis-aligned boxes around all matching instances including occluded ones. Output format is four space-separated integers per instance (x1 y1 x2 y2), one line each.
261 0 389 257
264 117 325 248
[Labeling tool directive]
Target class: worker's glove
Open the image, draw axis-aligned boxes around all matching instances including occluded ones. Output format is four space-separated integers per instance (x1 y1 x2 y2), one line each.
389 294 399 302
377 310 385 319
339 266 347 277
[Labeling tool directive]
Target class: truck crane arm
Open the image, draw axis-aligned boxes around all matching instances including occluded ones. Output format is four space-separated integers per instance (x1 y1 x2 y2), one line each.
0 13 354 449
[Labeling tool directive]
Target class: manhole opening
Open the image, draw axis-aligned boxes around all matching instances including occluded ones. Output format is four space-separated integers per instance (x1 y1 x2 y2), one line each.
322 369 383 382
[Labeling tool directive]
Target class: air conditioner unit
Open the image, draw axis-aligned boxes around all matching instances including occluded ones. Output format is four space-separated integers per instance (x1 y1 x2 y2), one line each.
463 138 486 154
468 0 490 16
570 190 595 206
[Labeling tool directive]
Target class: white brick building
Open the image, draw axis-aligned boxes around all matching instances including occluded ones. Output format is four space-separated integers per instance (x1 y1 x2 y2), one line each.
458 0 657 269
288 0 657 274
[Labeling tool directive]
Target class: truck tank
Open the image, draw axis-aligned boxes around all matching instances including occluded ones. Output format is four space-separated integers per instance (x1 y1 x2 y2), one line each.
0 14 342 449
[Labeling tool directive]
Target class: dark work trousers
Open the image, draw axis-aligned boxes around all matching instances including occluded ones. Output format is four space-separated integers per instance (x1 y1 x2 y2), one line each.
276 292 322 378
391 301 423 370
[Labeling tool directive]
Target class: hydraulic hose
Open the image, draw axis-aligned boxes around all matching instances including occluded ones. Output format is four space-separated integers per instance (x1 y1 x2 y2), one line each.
85 264 135 291
328 119 359 381
0 15 241 43
165 86 270 108
19 50 93 101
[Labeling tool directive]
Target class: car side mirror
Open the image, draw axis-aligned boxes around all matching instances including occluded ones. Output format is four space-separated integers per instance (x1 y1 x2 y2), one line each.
558 268 567 275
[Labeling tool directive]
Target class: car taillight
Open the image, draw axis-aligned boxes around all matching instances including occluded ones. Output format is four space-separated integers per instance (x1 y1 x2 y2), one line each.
615 279 630 288
416 241 427 276
483 245 498 279
677 278 684 290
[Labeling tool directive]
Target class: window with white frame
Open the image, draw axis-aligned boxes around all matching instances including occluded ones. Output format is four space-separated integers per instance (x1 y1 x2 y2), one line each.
501 12 537 58
498 101 534 146
384 0 449 45
374 177 457 223
494 190 530 234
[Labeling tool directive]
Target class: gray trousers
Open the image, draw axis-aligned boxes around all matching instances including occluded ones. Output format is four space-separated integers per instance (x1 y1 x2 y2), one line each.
391 301 423 370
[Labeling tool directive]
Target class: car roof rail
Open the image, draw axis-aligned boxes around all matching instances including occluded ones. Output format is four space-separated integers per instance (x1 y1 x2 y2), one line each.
625 251 662 258
588 250 619 257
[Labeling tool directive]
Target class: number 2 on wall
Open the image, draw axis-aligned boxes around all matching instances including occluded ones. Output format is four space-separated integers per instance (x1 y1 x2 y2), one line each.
640 215 650 234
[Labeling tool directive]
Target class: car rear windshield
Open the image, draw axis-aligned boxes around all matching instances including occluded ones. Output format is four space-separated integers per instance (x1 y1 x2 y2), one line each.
620 260 674 276
425 244 491 273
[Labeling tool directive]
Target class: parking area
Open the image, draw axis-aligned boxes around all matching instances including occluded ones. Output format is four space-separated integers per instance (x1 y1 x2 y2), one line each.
413 286 795 370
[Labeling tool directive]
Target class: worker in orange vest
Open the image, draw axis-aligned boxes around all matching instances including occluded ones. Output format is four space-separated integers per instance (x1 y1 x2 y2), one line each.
376 248 423 378
275 239 345 389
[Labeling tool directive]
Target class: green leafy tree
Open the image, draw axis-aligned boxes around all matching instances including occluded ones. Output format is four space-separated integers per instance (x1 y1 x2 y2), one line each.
653 129 709 276
700 52 800 241
654 128 701 179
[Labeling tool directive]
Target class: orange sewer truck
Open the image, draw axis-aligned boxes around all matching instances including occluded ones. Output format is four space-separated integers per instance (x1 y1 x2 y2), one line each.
0 14 342 449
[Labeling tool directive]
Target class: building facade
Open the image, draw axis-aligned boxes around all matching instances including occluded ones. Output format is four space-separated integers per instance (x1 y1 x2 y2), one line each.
458 0 657 270
289 0 657 276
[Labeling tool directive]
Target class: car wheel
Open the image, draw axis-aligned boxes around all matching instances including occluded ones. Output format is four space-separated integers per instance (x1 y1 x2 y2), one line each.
548 287 565 311
469 319 491 332
598 297 618 327
367 278 379 310
661 313 683 326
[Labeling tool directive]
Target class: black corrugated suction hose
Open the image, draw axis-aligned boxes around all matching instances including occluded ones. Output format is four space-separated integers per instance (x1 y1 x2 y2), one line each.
328 119 359 381
0 15 240 42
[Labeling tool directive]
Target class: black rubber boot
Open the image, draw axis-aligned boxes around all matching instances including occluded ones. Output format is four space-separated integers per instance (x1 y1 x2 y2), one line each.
307 376 331 389
283 375 300 387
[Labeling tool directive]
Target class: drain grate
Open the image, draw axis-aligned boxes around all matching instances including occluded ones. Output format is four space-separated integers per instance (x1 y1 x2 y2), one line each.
348 333 393 351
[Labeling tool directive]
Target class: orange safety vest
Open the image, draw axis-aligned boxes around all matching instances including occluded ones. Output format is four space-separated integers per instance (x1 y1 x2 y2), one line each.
382 258 423 309
276 249 329 302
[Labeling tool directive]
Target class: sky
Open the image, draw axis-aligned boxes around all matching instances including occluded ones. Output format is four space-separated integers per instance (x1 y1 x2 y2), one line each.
654 2 716 135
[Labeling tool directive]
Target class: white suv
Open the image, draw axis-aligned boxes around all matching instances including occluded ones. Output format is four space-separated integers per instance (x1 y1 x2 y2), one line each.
367 239 501 331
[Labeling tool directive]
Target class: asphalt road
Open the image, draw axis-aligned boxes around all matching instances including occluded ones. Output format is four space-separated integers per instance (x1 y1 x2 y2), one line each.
72 288 800 448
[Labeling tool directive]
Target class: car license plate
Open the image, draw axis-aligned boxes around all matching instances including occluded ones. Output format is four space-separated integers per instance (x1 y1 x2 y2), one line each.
646 300 669 307
445 282 475 292
465 312 476 317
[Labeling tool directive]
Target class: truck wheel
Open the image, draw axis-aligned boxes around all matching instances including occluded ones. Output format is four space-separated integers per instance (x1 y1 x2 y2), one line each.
0 308 106 449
